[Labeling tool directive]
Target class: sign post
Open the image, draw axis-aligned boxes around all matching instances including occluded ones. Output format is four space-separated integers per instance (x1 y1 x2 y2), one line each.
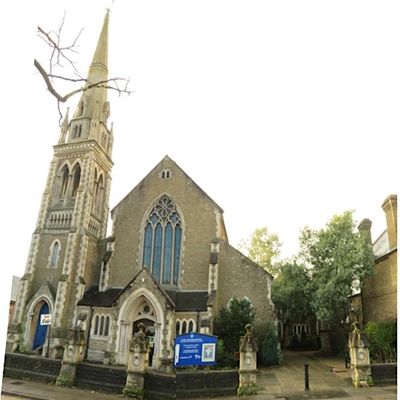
174 333 217 367
40 314 52 358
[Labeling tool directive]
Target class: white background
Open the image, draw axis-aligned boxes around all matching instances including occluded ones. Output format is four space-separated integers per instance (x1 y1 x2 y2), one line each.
0 0 398 378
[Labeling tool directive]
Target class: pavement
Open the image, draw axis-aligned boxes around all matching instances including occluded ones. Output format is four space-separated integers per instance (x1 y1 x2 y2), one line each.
1 351 397 400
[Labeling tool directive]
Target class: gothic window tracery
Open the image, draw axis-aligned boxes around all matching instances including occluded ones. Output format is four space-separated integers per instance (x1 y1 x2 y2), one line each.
142 196 182 285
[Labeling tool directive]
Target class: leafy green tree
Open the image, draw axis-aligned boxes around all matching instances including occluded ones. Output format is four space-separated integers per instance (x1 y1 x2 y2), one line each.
214 297 255 357
239 226 281 276
272 260 313 323
299 211 374 327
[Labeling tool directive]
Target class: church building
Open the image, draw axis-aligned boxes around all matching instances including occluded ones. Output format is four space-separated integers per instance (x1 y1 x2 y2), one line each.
7 12 276 370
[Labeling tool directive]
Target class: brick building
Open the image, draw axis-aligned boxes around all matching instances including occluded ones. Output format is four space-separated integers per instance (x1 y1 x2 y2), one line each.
6 12 275 369
355 194 397 326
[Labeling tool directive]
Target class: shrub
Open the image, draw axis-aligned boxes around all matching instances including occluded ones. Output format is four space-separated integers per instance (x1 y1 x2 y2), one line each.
214 297 255 356
254 322 282 366
364 320 397 363
215 339 237 368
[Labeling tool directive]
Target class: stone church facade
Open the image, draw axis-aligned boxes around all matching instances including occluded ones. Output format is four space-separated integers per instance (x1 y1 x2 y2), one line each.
7 13 275 370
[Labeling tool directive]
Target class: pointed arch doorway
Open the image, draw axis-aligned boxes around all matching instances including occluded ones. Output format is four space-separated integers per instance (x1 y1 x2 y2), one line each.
32 301 49 350
116 288 164 368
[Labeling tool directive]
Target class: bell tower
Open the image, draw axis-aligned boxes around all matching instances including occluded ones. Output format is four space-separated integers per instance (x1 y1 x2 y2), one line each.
8 12 114 356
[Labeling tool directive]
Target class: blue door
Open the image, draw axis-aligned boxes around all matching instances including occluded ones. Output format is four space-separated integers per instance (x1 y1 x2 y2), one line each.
33 302 49 349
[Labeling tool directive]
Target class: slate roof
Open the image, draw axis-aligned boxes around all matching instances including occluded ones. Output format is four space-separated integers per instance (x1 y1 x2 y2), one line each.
77 287 123 307
78 284 210 312
166 290 209 312
373 230 391 259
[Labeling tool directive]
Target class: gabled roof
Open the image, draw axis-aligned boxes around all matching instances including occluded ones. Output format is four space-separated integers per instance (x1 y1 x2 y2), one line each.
77 287 123 307
119 267 176 308
111 155 224 214
78 268 176 308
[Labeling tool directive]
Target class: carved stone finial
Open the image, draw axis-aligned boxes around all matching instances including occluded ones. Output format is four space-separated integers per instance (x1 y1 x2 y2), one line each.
240 323 258 353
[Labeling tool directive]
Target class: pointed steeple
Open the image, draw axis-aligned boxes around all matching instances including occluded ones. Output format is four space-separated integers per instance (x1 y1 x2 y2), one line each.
87 10 109 85
72 11 110 123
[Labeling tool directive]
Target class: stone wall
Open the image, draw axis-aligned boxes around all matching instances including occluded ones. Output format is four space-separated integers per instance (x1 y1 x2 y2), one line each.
108 157 223 290
176 370 238 397
371 363 397 384
362 250 397 323
218 241 275 323
4 353 61 383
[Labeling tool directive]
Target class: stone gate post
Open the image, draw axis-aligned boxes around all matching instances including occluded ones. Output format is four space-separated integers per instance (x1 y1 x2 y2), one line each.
238 324 258 395
123 323 149 399
56 327 86 386
348 322 373 388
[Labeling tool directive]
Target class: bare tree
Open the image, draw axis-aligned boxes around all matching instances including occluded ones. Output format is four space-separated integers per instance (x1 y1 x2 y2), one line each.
34 12 132 124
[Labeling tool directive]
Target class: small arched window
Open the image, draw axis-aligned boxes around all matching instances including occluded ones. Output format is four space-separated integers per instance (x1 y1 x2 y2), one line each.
160 169 171 179
104 316 110 336
182 321 187 334
94 315 100 335
176 320 181 336
188 320 194 333
100 316 105 335
49 241 60 268
92 314 111 337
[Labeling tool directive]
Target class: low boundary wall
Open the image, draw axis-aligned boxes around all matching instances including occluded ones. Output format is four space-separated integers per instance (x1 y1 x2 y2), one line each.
4 353 61 383
371 363 397 384
3 353 238 399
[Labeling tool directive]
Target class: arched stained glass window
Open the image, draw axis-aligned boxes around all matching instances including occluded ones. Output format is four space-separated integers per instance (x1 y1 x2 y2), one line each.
163 223 172 284
153 224 162 282
142 196 182 285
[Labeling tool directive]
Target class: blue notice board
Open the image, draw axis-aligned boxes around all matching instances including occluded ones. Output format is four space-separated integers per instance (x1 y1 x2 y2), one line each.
174 333 217 367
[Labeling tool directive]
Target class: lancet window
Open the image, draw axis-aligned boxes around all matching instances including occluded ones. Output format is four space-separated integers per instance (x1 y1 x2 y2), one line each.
60 165 70 202
48 240 61 268
92 170 105 216
142 196 182 285
71 164 81 201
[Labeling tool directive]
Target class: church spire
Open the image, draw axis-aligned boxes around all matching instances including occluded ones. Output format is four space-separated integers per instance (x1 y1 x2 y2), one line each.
87 10 109 85
72 11 110 123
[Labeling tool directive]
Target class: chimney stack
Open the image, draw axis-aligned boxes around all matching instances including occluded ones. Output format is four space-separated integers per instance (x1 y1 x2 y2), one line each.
382 194 397 250
358 218 372 244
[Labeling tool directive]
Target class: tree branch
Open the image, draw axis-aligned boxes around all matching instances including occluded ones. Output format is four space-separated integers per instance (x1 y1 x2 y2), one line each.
35 14 133 126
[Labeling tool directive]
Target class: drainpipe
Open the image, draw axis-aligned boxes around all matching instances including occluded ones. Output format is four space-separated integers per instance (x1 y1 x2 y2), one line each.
85 306 94 359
